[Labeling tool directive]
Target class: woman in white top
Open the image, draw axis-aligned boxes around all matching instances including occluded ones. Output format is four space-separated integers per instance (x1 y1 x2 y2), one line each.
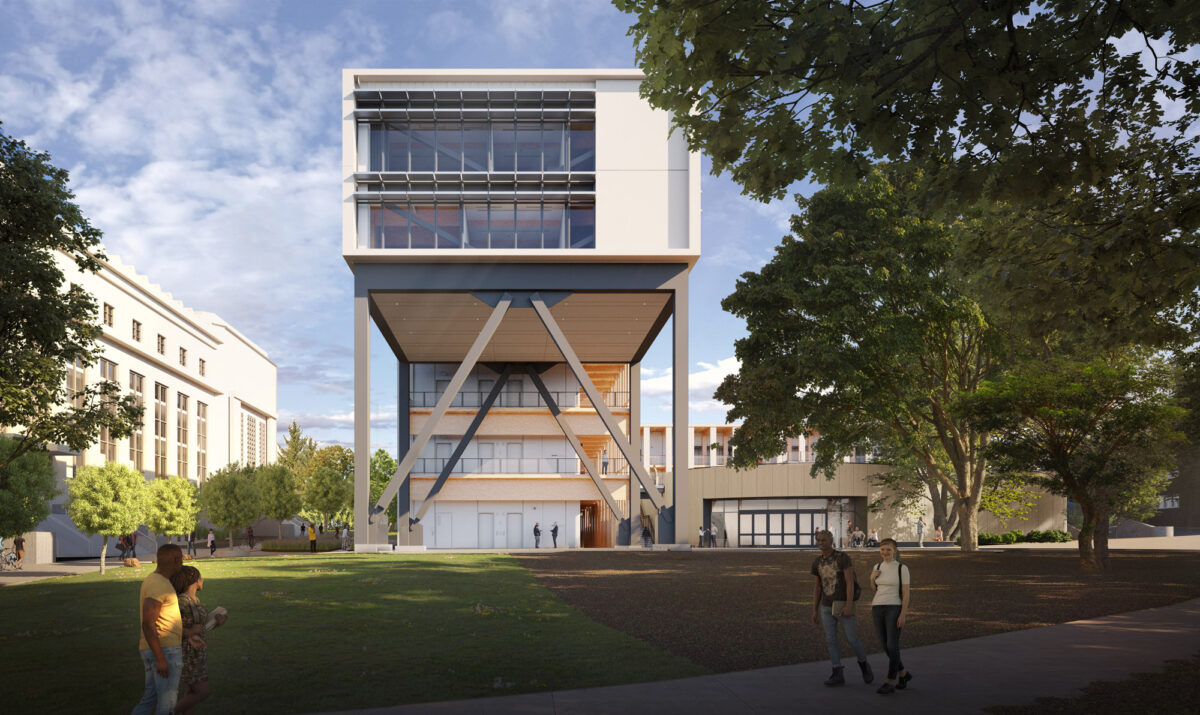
869 537 911 694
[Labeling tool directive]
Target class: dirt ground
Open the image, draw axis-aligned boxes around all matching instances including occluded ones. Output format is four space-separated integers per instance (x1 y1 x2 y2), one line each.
515 549 1200 673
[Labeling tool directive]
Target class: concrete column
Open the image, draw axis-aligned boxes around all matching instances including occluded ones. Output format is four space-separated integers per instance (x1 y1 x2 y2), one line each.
395 360 411 546
353 286 386 549
687 427 695 468
663 279 689 546
663 426 672 486
709 426 717 465
620 362 641 546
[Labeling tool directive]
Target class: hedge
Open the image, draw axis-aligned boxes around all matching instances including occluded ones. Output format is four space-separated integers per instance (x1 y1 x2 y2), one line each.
974 529 1072 546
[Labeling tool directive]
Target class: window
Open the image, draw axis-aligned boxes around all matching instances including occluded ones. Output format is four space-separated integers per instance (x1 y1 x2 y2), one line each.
246 416 258 467
129 372 145 470
179 347 187 367
132 320 142 342
98 359 118 462
367 200 593 250
177 393 189 478
196 402 207 480
366 119 593 174
102 303 114 327
157 335 166 355
154 383 168 477
67 358 86 466
198 358 206 377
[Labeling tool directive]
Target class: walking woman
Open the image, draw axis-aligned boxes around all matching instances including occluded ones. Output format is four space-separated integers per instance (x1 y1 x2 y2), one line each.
869 538 912 694
171 565 228 714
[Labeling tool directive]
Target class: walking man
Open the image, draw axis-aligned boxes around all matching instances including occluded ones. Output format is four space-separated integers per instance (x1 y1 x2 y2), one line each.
533 522 541 548
133 543 199 714
916 517 925 548
130 531 138 559
551 522 559 548
811 529 873 687
185 531 196 558
207 528 216 557
341 525 350 550
601 449 609 474
308 524 317 553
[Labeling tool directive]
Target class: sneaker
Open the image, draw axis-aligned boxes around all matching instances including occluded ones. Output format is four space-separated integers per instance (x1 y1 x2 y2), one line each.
824 666 845 687
896 671 912 690
858 659 874 684
876 682 895 694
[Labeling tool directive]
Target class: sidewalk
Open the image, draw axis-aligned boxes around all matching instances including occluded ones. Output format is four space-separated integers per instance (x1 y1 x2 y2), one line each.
313 597 1200 715
0 544 264 587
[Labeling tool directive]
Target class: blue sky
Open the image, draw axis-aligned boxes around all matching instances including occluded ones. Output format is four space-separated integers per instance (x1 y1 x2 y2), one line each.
0 0 813 454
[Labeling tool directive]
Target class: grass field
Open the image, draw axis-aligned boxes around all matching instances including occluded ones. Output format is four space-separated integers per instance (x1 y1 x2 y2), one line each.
5 549 1199 714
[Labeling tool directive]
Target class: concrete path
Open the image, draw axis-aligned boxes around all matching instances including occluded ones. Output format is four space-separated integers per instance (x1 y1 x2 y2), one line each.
314 598 1200 715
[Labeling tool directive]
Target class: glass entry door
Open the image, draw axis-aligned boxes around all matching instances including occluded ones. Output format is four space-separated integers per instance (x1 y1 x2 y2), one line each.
739 510 828 547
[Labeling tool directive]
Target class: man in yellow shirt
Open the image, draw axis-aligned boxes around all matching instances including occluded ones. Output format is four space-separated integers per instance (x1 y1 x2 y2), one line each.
133 543 201 714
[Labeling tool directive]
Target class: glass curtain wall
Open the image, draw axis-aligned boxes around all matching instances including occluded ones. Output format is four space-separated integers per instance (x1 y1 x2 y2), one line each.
367 120 593 174
369 203 592 250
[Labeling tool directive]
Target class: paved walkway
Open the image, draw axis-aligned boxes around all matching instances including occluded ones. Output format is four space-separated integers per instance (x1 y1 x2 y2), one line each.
315 597 1200 715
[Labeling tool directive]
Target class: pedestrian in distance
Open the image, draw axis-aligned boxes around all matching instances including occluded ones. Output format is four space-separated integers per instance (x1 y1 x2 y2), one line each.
133 544 202 715
811 529 873 687
870 538 912 694
308 524 317 553
185 531 197 558
533 522 541 548
698 525 705 547
130 531 139 558
171 565 228 715
207 529 216 557
246 526 254 550
341 525 350 550
551 522 559 548
13 533 25 569
916 517 925 548
934 525 944 542
601 448 609 474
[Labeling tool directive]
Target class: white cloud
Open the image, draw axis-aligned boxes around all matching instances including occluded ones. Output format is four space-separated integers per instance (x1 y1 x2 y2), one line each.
278 408 397 432
641 357 740 414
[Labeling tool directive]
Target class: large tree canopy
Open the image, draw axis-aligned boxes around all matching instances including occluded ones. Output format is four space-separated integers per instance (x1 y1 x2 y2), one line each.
715 167 1004 549
67 462 147 574
617 0 1200 343
0 436 56 539
0 124 142 470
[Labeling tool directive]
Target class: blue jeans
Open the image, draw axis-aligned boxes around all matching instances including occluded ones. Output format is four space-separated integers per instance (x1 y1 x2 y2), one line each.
133 646 182 715
820 603 867 667
872 605 905 680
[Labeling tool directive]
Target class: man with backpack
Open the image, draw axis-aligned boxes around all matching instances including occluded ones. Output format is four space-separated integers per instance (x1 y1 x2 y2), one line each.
811 529 873 686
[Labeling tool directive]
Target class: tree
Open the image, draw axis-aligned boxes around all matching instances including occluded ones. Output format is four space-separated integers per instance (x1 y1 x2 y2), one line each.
714 168 1003 550
0 436 57 539
369 449 398 528
302 445 353 527
0 124 143 471
959 354 1185 570
277 421 316 491
256 464 301 538
66 462 147 574
200 465 260 549
305 465 352 530
145 476 199 546
616 1 1200 345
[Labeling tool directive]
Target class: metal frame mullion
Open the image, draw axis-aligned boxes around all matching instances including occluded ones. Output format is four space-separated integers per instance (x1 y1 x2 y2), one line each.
372 294 512 516
529 293 664 511
525 366 622 519
411 364 514 525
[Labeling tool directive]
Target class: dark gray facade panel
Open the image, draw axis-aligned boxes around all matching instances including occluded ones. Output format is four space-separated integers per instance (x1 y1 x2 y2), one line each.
352 262 690 293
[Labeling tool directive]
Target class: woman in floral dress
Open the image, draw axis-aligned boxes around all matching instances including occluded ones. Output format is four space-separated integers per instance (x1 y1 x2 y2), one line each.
170 565 226 714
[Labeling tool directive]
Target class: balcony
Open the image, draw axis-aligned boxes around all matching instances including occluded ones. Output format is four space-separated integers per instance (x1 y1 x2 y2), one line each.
410 389 629 410
411 455 629 476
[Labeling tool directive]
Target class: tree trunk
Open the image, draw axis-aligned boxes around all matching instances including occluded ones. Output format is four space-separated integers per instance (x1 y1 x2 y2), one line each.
278 521 283 539
100 535 108 575
229 530 234 550
1077 501 1098 570
1093 506 1112 572
956 501 979 552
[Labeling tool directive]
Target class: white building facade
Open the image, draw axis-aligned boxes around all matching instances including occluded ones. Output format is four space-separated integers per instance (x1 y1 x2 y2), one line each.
38 251 278 559
343 69 701 549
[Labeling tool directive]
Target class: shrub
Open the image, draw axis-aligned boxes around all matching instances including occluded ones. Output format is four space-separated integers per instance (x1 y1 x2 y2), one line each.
1003 530 1022 544
977 532 1002 545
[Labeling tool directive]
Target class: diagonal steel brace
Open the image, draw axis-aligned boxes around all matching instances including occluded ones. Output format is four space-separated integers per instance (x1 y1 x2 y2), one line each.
529 293 664 511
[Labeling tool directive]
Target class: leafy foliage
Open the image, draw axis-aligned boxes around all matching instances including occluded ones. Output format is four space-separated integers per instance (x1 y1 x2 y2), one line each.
715 168 1002 549
145 475 199 544
0 124 143 470
369 448 398 528
277 421 316 491
0 436 57 539
200 465 260 548
305 465 352 529
256 463 302 537
66 461 147 573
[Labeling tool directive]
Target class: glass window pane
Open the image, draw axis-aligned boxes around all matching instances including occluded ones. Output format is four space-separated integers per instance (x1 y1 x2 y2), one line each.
409 123 436 171
369 124 384 171
435 123 461 172
410 204 436 248
569 204 594 248
783 534 797 546
369 205 383 248
465 204 489 248
543 122 566 171
541 204 565 248
769 514 782 533
386 123 409 171
740 513 752 533
516 123 542 171
383 203 410 249
754 534 767 546
437 203 461 248
754 514 766 532
784 513 797 532
493 122 516 172
489 203 515 249
462 123 489 172
516 203 542 248
570 120 595 171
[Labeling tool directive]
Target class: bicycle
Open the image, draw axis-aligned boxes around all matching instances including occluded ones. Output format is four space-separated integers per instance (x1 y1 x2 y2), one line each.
0 548 19 571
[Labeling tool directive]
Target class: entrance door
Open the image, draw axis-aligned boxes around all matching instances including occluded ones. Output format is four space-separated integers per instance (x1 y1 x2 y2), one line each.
506 513 523 548
435 512 452 548
478 513 494 548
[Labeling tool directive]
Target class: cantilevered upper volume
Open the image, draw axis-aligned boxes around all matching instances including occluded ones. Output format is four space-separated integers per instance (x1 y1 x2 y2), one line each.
342 68 701 266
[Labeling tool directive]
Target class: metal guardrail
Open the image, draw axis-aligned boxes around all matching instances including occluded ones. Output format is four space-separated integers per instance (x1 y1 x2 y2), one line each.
412 455 630 476
409 389 628 409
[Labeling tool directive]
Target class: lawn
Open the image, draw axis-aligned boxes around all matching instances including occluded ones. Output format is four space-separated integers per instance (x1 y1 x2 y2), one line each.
5 549 1198 714
2 553 705 714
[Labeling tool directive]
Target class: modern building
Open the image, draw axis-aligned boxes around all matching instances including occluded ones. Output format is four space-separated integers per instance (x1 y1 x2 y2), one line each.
343 69 700 549
32 250 278 559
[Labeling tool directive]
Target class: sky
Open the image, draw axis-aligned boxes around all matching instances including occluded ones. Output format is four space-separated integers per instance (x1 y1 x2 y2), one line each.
0 0 813 455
